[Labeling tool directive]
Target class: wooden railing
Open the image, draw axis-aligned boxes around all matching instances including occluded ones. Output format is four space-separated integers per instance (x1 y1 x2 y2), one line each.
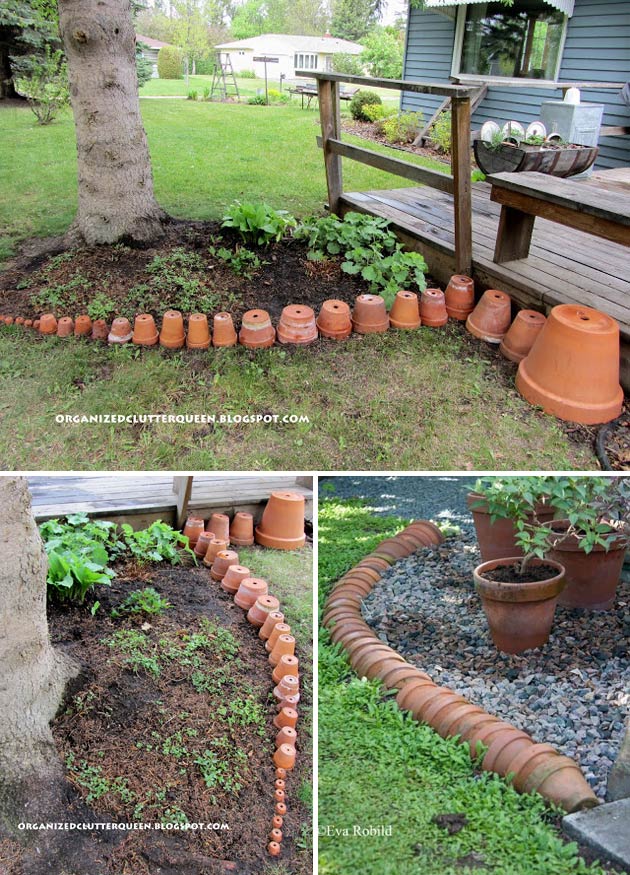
297 71 476 274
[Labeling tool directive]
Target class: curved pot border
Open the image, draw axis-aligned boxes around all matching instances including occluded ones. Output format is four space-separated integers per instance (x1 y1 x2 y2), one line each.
322 519 598 814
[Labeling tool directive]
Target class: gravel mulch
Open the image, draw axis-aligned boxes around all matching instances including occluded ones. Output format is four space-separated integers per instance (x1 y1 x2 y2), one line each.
362 527 630 801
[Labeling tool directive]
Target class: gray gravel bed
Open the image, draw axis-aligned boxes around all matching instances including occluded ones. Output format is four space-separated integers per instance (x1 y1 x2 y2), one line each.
362 528 630 801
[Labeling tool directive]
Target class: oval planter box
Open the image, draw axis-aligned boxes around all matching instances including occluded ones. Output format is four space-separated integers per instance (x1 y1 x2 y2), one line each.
473 139 598 178
547 520 627 611
474 556 566 654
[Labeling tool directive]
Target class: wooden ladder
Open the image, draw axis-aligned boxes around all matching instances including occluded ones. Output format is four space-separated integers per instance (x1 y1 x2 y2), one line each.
413 84 487 146
210 52 240 101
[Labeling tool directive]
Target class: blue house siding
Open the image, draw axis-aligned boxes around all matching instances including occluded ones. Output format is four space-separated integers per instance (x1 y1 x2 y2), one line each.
401 0 630 169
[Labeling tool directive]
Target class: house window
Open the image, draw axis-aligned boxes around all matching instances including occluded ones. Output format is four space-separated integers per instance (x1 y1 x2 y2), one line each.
455 0 567 81
294 53 318 70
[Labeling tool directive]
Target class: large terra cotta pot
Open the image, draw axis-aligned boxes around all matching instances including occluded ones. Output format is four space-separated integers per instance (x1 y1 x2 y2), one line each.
474 556 566 654
467 492 556 562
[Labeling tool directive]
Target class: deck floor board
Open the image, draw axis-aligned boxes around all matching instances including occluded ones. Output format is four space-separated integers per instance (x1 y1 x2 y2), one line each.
341 180 630 339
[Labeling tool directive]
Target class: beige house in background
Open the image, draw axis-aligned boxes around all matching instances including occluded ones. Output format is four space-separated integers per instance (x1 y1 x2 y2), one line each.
215 33 364 80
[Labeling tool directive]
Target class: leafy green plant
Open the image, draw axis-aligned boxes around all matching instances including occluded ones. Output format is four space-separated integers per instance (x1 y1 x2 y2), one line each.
14 45 68 125
247 94 267 105
121 520 195 565
380 110 421 145
349 89 382 122
430 110 451 153
187 90 198 101
362 102 392 123
112 587 171 617
87 292 117 322
39 513 121 603
208 242 264 279
202 86 210 100
332 52 364 76
239 69 257 78
222 202 297 247
104 628 161 677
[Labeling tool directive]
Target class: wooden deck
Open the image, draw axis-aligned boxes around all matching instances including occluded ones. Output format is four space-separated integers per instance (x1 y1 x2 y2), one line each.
340 175 630 387
28 475 313 527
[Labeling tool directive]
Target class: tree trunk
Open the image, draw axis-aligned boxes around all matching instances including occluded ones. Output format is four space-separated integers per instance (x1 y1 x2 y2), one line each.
0 38 19 100
58 0 167 245
0 477 78 831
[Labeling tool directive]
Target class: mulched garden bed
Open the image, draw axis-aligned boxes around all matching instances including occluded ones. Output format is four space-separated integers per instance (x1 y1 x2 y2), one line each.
341 119 451 164
0 221 367 324
18 555 312 875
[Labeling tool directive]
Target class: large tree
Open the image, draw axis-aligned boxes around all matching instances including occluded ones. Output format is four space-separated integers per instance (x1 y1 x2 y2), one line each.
0 477 77 831
330 0 383 42
58 0 167 245
0 0 57 99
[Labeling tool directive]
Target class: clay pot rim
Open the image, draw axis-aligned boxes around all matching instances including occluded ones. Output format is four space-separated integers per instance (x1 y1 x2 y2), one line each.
473 556 566 602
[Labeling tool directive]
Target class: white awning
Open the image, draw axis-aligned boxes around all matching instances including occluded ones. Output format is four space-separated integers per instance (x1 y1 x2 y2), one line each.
423 0 574 15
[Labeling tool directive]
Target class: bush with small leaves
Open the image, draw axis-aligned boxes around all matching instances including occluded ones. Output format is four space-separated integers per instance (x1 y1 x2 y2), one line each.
349 89 382 122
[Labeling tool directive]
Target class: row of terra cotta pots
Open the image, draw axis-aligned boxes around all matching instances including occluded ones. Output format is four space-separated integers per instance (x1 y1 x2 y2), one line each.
460 279 623 426
183 492 306 554
322 518 599 814
185 517 302 858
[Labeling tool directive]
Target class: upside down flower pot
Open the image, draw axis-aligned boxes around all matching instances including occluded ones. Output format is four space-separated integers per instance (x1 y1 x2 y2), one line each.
183 516 205 547
499 310 546 363
209 513 230 543
270 827 283 843
445 275 475 321
160 310 186 349
389 291 421 329
269 635 296 667
266 622 291 653
515 304 623 425
24 319 33 328
273 674 299 702
419 289 448 327
202 538 228 566
239 309 276 348
268 842 281 857
210 549 240 581
255 491 306 551
108 317 133 344
33 319 41 330
133 314 159 346
74 315 92 337
466 289 512 343
473 557 566 654
234 577 269 609
212 312 237 347
193 531 215 559
351 294 389 334
274 706 298 731
260 610 285 640
316 299 352 340
230 512 254 546
91 319 109 341
56 317 74 338
221 564 251 594
275 726 297 749
277 305 318 345
186 313 211 350
247 594 280 626
274 744 296 771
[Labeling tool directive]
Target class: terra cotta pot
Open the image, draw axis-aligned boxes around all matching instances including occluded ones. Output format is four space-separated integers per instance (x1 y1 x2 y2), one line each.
351 294 389 334
212 312 237 347
108 317 133 344
466 289 512 343
133 314 159 346
389 291 421 330
445 275 475 321
159 310 186 349
277 305 318 345
255 491 306 550
230 512 255 546
316 299 352 340
186 313 211 349
239 309 276 348
499 310 546 363
419 289 447 327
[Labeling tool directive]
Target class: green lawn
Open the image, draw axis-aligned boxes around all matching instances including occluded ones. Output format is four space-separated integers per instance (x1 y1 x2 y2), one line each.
0 101 597 470
318 496 616 875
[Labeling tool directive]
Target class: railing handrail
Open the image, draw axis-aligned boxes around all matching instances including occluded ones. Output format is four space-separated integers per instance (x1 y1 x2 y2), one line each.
296 70 477 99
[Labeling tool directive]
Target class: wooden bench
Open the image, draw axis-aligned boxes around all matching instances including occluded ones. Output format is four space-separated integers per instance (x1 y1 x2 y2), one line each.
488 171 630 263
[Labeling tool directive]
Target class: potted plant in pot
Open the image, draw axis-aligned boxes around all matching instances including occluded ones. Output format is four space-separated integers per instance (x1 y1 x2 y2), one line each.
468 476 557 562
543 476 630 611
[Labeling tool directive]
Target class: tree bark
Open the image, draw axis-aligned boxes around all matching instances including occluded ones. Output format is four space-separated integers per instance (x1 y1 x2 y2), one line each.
0 477 78 831
58 0 167 245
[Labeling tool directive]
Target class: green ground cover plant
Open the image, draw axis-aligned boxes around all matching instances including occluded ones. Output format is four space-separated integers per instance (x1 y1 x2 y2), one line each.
318 494 613 875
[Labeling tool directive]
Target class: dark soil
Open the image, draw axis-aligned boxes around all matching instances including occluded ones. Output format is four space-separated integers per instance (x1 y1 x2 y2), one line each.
0 220 367 324
480 562 562 584
2 560 311 875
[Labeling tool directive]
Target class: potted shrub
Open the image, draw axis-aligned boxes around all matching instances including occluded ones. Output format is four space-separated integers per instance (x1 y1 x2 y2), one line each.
467 476 556 562
543 477 630 611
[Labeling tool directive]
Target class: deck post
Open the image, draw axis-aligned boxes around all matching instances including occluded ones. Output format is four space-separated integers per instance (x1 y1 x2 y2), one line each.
173 476 193 530
317 78 343 214
451 95 472 275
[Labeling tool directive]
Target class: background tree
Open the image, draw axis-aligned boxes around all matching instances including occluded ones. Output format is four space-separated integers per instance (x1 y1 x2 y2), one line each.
230 0 289 39
285 0 330 36
360 25 404 78
0 0 58 99
172 0 211 78
58 0 167 245
330 0 383 42
0 477 78 831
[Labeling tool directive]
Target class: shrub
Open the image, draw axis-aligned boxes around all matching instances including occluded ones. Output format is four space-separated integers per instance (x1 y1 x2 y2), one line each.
380 110 422 144
14 46 69 126
222 202 297 246
349 89 382 122
362 102 391 123
135 42 154 88
239 69 257 78
157 45 183 80
247 94 267 105
431 111 451 154
360 27 404 79
187 90 198 101
332 52 363 76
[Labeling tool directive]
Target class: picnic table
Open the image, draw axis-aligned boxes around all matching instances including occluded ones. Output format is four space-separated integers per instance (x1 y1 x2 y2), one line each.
488 171 630 263
288 83 359 109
